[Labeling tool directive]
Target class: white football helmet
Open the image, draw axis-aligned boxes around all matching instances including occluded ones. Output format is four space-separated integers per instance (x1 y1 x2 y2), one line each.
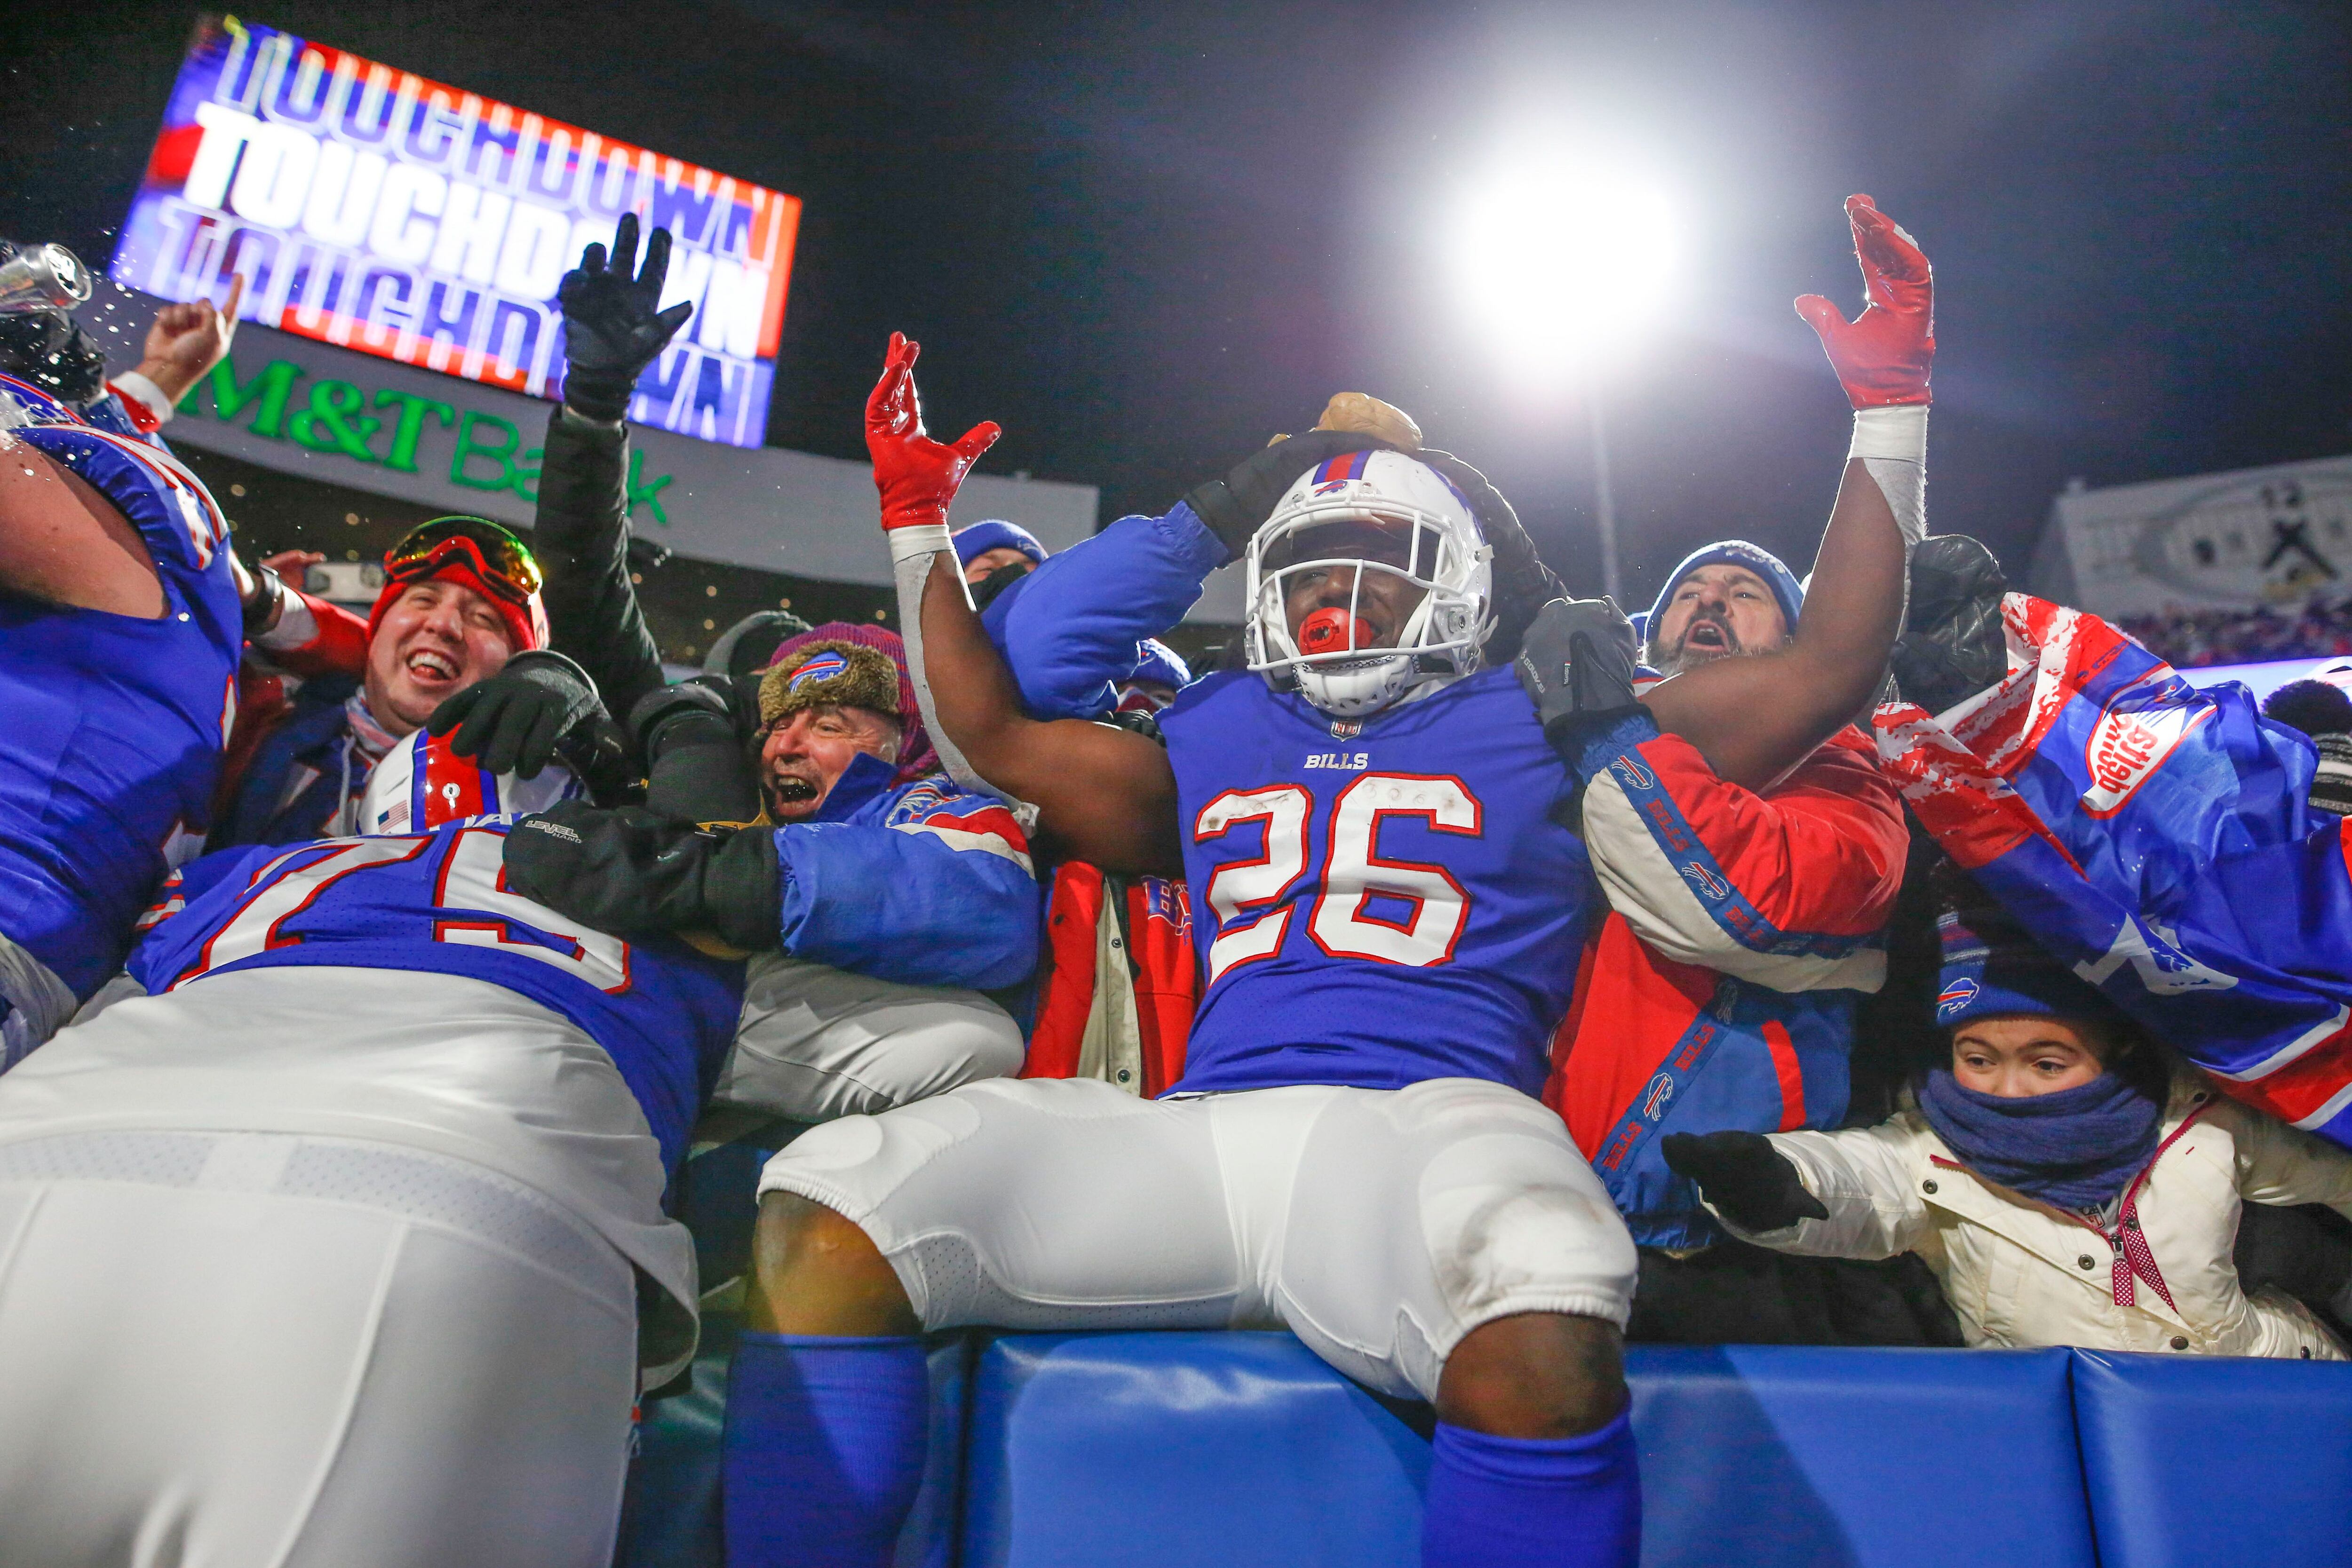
1244 448 1493 716
360 728 580 835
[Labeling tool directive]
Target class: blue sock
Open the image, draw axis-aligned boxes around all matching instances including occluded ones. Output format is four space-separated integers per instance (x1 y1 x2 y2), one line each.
722 1331 930 1568
1422 1410 1643 1568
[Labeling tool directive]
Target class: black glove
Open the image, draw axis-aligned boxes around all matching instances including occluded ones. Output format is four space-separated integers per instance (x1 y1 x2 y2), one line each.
557 214 695 422
2234 1202 2352 1310
1183 429 1400 562
1514 597 1643 746
504 800 779 953
1891 534 2008 715
1661 1130 1828 1234
429 650 604 778
630 679 762 826
1414 448 1563 662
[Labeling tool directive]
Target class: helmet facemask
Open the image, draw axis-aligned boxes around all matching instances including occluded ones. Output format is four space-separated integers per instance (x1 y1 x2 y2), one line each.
1244 451 1494 718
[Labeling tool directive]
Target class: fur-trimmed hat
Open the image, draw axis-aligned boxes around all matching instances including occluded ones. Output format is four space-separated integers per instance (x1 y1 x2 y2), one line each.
759 639 903 728
757 622 940 783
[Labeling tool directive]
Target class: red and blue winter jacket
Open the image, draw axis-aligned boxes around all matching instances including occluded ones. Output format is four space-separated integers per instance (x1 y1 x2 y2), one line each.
1546 704 1910 1248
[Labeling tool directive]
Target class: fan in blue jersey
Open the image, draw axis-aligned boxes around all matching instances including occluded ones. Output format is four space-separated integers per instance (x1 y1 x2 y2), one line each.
0 261 290 1066
708 186 1927 1568
0 732 766 1565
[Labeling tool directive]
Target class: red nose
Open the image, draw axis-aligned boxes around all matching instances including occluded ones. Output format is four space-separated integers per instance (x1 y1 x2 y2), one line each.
1298 606 1372 655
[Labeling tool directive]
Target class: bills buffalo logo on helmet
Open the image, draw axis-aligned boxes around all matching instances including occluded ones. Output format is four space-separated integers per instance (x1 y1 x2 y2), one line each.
1936 976 1980 1022
788 650 853 692
1311 451 1375 495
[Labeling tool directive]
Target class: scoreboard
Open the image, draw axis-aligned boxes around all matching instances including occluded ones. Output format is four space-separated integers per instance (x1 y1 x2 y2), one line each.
111 14 800 449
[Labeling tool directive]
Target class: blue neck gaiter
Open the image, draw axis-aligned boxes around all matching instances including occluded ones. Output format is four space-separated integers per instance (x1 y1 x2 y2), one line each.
1916 1068 2163 1213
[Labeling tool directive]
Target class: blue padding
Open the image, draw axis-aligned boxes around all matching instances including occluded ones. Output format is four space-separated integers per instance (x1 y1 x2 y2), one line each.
1626 1345 2096 1568
613 1322 970 1568
961 1334 2098 1568
963 1332 1431 1567
2071 1349 2352 1568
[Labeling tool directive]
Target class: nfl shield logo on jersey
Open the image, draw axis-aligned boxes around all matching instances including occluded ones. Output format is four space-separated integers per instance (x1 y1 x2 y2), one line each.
1329 719 1362 739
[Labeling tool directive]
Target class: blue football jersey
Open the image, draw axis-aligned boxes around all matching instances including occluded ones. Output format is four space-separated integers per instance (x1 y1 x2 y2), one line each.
130 818 747 1172
0 374 242 1001
1161 666 1593 1096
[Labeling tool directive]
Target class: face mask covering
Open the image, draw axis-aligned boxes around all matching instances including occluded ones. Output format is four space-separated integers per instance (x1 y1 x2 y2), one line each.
1916 1067 2162 1212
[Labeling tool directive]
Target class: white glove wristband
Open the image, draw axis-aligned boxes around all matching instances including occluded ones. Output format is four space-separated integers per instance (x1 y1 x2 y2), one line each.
1849 405 1927 545
887 521 954 566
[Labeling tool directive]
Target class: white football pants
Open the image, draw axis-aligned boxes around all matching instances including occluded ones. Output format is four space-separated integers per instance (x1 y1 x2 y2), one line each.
760 1075 1637 1401
0 1130 638 1568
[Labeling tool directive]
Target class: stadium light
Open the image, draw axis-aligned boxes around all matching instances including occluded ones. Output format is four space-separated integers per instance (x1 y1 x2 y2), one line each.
1446 151 1680 601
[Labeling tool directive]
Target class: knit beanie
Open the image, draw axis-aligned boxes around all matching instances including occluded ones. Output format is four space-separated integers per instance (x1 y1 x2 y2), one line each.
1645 541 1806 658
1935 904 2127 1034
758 622 938 783
952 520 1048 570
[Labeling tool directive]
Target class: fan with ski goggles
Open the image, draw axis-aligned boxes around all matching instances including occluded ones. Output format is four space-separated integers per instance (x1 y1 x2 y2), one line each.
383 517 544 603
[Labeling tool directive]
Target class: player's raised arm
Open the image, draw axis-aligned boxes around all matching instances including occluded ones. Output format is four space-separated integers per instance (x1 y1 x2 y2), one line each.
1637 194 1931 789
866 334 1184 874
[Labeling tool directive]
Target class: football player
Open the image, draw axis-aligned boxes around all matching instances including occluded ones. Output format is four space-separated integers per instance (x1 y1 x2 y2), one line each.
0 735 742 1566
0 263 320 1063
688 193 1930 1568
0 626 1036 1567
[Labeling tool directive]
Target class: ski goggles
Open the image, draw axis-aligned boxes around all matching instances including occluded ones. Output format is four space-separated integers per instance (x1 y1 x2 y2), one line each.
382 517 542 604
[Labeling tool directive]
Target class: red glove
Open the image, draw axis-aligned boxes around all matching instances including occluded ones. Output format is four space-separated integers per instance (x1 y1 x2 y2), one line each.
865 331 1001 533
1795 195 1934 408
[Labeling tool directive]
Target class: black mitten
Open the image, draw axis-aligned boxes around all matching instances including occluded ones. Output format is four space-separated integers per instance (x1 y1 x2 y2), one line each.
630 680 762 826
1661 1130 1829 1234
429 650 603 778
504 801 778 952
2234 1202 2352 1311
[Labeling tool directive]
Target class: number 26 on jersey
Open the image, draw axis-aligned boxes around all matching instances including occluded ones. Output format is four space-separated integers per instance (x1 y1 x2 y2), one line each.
1194 772 1480 982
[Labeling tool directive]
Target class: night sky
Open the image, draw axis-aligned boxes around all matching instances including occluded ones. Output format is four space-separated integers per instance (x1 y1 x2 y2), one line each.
8 1 2350 611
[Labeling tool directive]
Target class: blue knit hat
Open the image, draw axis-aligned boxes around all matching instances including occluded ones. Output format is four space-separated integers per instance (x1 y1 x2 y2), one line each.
1645 541 1806 653
1128 637 1192 692
1935 906 2127 1032
952 520 1048 570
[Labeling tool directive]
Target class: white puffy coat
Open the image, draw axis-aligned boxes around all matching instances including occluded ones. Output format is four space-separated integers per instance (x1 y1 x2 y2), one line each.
1711 1073 2352 1360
